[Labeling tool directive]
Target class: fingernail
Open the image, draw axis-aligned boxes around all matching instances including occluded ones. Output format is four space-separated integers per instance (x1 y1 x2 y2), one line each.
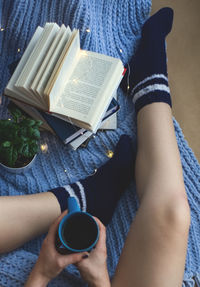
82 254 89 259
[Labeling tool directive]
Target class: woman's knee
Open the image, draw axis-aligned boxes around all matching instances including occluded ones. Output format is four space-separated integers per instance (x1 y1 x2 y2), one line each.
165 193 190 234
147 189 191 236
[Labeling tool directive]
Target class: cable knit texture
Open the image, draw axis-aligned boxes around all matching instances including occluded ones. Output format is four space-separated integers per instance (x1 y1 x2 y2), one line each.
0 1 200 286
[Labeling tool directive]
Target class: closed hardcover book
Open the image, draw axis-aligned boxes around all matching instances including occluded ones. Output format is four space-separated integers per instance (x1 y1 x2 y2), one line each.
40 98 119 144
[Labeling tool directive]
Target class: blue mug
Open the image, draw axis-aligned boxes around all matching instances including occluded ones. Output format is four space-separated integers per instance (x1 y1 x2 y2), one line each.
55 197 99 254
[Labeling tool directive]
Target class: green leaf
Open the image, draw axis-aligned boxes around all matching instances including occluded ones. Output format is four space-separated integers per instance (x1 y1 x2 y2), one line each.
17 141 25 154
9 108 22 123
22 143 29 157
22 118 36 127
32 129 40 139
6 145 14 167
27 127 34 137
29 142 38 156
34 120 42 127
0 120 12 128
2 141 11 147
19 127 28 137
12 148 18 166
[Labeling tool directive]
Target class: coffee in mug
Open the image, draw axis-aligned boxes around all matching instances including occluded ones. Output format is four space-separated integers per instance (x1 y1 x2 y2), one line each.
55 197 99 254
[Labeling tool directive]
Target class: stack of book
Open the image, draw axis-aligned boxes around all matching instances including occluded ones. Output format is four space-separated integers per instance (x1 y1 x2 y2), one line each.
4 23 125 149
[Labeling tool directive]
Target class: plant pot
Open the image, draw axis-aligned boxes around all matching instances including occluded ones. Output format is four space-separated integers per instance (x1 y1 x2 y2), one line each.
0 154 37 174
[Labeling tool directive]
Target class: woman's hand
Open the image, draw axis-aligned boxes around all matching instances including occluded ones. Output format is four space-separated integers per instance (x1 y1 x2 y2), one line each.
25 210 87 287
76 217 111 287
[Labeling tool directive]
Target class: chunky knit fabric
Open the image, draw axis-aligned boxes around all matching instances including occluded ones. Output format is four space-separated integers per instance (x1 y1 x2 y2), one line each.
0 1 200 286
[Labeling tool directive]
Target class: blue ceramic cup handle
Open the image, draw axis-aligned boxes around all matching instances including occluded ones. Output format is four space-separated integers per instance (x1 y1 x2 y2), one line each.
67 196 80 214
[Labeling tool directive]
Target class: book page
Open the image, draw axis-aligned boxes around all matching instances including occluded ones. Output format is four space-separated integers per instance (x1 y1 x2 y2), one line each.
48 30 80 107
4 26 46 108
31 24 66 95
44 29 78 98
53 51 112 116
69 130 93 150
51 50 123 129
15 23 60 97
36 25 72 96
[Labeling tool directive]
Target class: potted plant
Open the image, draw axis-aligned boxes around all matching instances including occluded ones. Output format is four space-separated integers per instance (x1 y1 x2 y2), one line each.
0 104 42 173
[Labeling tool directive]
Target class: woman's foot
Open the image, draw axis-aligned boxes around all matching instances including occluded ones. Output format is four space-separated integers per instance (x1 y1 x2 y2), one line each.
50 135 134 225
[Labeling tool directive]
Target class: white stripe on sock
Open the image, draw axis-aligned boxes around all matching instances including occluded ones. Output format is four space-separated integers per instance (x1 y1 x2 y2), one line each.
63 185 81 209
131 74 168 96
76 181 87 212
133 84 170 104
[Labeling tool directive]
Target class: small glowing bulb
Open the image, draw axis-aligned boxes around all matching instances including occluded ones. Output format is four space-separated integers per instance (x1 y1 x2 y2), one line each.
17 48 21 53
73 79 78 84
0 28 4 31
106 150 114 158
8 118 11 121
86 28 90 33
119 49 123 53
90 168 97 176
40 143 48 153
64 169 67 173
81 50 88 56
127 85 130 90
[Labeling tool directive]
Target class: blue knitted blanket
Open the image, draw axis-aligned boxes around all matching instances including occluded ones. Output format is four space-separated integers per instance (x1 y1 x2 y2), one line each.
0 1 200 286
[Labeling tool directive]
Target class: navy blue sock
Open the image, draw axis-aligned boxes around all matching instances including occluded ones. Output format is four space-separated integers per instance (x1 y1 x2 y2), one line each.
121 7 174 114
50 135 134 226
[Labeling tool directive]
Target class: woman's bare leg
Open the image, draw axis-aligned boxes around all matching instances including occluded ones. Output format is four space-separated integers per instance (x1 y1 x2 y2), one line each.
112 8 190 287
112 103 190 287
0 192 61 253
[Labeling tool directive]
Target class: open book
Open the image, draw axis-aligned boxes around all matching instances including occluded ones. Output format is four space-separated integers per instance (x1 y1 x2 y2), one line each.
5 23 124 132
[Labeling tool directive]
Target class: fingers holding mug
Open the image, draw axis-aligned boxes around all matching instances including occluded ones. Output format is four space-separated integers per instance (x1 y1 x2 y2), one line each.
75 217 110 287
92 216 107 252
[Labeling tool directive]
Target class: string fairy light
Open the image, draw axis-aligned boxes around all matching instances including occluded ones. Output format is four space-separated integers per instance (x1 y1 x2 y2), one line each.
118 48 131 95
126 63 131 94
86 28 90 33
106 150 114 158
73 79 78 84
92 133 114 159
61 168 72 183
40 143 48 153
80 50 88 57
17 48 21 53
0 28 4 31
61 130 115 180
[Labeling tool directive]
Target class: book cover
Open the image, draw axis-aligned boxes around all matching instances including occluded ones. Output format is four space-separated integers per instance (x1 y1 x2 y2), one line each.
40 98 119 144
